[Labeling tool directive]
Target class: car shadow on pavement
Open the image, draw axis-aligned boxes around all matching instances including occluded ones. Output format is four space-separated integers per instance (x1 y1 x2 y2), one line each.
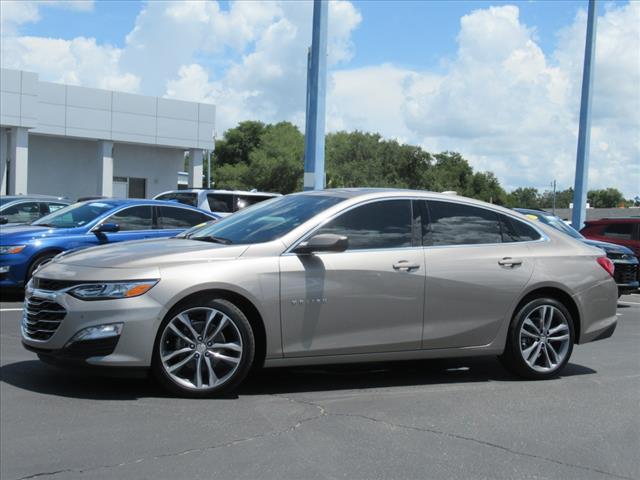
0 357 597 400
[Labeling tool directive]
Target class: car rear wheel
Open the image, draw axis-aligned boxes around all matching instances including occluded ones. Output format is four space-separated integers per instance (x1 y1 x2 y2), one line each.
152 298 255 397
499 297 574 380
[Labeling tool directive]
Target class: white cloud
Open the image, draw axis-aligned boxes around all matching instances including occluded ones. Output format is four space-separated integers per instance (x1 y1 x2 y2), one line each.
329 3 639 197
1 0 637 196
1 36 140 92
162 1 362 132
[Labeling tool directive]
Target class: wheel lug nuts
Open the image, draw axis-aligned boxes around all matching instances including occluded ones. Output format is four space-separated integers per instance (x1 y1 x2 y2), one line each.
197 336 202 341
195 353 200 358
207 342 212 347
189 344 195 349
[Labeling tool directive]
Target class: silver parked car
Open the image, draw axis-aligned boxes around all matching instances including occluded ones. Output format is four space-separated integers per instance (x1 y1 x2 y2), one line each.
22 189 618 397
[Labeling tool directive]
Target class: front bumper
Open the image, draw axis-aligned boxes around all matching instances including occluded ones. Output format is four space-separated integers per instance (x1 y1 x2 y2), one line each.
21 285 166 368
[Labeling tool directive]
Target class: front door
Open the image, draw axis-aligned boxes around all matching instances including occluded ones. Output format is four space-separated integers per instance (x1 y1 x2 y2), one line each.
280 199 426 357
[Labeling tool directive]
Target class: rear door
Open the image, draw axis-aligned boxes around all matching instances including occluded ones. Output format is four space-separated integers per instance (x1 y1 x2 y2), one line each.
280 199 426 356
421 200 536 349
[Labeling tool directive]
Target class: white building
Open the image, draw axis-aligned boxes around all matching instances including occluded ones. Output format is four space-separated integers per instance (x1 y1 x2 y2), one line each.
0 68 215 199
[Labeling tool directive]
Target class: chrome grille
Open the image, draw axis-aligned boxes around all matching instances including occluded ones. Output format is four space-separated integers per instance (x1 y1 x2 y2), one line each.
22 297 66 341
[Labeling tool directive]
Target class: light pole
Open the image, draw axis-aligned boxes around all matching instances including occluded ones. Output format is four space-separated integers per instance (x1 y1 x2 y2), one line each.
571 0 598 230
303 0 328 191
551 179 557 215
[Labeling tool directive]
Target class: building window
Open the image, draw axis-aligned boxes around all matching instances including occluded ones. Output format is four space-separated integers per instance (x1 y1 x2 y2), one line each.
113 176 147 199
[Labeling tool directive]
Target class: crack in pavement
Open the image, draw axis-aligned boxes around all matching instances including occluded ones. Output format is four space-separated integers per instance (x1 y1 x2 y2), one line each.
13 397 327 480
11 393 634 480
277 394 634 480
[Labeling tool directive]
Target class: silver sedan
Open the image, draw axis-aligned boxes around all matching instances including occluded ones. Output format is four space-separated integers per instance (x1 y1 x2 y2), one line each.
21 189 618 397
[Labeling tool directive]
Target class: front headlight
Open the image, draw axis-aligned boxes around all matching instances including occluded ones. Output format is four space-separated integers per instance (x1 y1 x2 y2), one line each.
67 280 159 301
0 245 26 254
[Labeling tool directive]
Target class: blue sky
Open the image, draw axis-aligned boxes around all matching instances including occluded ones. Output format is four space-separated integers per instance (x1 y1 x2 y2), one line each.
2 0 638 196
19 1 621 70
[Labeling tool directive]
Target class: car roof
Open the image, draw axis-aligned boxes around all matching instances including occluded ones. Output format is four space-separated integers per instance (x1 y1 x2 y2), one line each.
157 189 281 196
0 195 69 204
75 198 216 212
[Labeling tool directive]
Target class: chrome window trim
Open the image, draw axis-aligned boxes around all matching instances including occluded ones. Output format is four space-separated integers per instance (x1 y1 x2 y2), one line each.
283 195 549 256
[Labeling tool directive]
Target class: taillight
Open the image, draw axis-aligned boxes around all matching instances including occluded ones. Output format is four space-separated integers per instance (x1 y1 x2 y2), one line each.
597 256 615 277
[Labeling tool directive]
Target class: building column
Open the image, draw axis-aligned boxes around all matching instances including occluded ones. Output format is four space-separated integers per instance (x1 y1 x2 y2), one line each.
188 148 203 188
8 127 29 195
0 129 8 195
97 140 114 197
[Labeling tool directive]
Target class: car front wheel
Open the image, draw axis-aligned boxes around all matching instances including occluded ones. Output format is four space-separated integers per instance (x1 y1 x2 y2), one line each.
152 298 255 397
499 297 575 380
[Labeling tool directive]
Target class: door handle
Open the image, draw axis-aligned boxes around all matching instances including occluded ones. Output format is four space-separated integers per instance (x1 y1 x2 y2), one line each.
393 260 420 271
498 257 523 268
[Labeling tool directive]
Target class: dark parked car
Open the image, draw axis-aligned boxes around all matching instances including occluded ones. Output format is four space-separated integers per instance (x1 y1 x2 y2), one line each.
0 195 70 226
0 199 219 289
515 209 639 295
581 218 640 257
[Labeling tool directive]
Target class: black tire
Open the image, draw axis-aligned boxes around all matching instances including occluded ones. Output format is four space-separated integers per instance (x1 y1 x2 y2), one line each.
499 297 575 380
26 252 58 283
152 298 255 398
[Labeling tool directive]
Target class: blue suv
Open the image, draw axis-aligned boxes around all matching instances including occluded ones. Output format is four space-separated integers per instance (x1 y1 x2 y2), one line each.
0 199 219 289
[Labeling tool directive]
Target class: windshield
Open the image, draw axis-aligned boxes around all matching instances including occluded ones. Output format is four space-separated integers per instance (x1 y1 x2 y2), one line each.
189 194 345 244
537 214 583 239
32 202 114 228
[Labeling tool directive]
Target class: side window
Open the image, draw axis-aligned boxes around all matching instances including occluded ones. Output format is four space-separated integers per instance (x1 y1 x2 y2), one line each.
315 200 413 250
500 215 541 242
108 206 153 231
158 206 211 229
603 223 633 240
426 201 502 246
1 202 41 223
207 194 234 213
235 195 273 211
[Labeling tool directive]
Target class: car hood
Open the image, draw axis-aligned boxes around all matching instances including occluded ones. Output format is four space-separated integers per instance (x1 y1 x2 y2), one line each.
0 225 78 242
582 238 635 256
56 238 249 269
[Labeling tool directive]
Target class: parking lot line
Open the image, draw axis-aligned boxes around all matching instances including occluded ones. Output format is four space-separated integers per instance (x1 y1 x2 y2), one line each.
619 301 640 306
0 308 23 312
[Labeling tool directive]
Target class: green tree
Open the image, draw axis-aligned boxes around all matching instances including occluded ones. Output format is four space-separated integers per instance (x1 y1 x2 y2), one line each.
506 187 541 209
214 121 266 166
587 188 626 208
248 122 304 193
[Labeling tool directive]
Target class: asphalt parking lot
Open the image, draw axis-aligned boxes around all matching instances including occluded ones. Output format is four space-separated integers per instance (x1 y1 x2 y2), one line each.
1 295 639 480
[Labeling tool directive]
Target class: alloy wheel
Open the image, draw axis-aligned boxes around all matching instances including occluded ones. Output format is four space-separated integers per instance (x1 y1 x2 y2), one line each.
519 304 571 373
159 307 243 390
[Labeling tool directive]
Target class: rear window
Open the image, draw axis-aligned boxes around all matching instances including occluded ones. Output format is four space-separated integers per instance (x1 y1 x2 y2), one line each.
603 223 633 240
157 206 212 229
156 192 198 207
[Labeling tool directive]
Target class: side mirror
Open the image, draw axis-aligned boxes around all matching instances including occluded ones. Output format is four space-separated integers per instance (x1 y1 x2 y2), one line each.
292 234 348 255
0 217 7 225
94 222 120 234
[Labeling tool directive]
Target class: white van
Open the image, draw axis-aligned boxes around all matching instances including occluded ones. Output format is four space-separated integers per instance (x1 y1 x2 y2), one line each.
153 189 281 217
